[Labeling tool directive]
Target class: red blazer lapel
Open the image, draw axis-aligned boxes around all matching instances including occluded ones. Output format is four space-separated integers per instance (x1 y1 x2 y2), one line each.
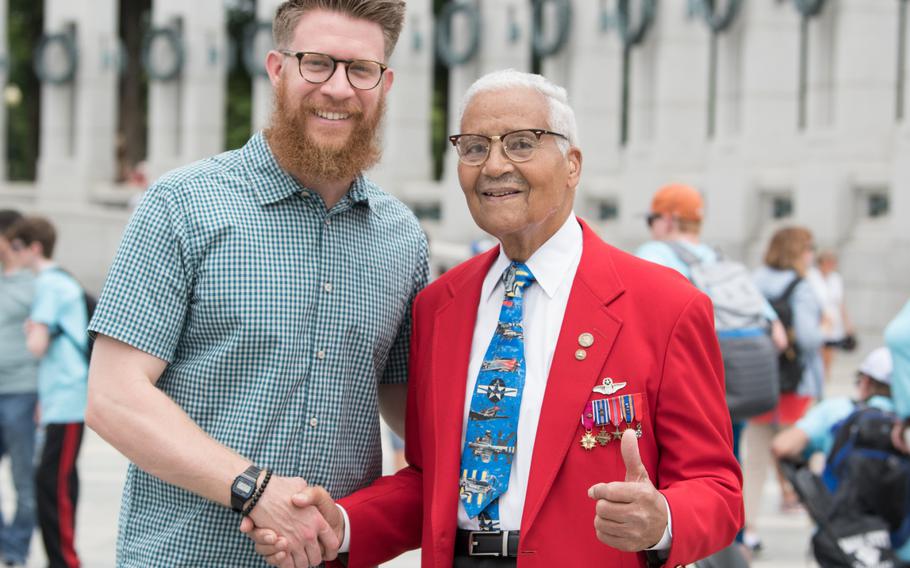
521 220 626 534
428 248 498 541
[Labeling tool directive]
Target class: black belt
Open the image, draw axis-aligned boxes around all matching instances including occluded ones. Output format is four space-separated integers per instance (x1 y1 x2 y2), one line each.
455 530 520 557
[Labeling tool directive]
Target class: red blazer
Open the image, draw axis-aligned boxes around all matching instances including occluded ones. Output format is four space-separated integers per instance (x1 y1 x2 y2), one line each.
336 219 743 567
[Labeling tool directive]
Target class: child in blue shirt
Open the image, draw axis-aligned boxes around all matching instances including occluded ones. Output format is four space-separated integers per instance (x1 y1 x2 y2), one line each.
6 216 87 568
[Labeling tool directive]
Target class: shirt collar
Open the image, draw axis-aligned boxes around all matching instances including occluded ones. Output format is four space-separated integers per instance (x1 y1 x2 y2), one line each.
481 213 583 302
244 131 373 209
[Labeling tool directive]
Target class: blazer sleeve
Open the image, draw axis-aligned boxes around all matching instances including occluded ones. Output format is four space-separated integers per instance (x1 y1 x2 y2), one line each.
328 295 428 568
653 292 744 567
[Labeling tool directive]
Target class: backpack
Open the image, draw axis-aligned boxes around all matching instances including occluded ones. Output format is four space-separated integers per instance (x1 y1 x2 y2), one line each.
781 455 905 568
666 242 779 421
769 277 804 393
823 404 910 551
48 267 97 364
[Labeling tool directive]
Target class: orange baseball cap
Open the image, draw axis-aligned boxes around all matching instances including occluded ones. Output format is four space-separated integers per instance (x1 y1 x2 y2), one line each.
650 183 704 222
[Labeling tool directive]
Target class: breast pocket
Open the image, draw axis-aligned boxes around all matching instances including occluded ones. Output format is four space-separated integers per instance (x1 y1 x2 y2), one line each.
568 392 652 482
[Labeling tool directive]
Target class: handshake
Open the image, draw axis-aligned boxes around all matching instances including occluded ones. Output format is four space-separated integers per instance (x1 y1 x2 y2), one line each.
238 474 343 567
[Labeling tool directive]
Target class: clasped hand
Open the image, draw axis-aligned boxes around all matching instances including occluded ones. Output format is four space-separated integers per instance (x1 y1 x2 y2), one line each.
240 476 344 567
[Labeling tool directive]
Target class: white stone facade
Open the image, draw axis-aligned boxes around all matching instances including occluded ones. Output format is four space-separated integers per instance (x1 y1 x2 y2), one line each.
0 0 907 332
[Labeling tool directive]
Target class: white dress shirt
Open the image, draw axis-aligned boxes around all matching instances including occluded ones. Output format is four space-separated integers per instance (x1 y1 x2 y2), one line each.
456 213 583 529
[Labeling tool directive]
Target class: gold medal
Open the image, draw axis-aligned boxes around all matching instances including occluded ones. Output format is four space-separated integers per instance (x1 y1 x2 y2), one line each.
580 430 596 450
595 427 611 446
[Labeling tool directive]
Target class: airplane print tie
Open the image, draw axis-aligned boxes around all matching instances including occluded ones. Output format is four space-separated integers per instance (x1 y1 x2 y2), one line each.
459 262 535 530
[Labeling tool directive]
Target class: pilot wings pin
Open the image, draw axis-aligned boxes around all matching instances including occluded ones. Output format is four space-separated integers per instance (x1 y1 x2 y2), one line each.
592 377 627 395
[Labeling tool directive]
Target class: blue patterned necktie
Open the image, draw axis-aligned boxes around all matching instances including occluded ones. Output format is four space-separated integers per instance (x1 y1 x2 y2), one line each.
459 262 535 530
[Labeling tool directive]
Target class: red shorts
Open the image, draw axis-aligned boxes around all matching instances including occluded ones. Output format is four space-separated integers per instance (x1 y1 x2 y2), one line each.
750 394 813 426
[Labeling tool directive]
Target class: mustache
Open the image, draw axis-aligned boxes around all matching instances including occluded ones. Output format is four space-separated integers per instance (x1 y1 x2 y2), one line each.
476 173 529 193
300 101 363 118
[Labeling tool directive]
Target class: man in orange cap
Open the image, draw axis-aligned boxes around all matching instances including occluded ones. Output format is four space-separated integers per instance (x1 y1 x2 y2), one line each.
636 182 787 447
636 183 786 557
636 183 706 271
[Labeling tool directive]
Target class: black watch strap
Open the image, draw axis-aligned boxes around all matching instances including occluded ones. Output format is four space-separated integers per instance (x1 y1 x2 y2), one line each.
231 465 262 512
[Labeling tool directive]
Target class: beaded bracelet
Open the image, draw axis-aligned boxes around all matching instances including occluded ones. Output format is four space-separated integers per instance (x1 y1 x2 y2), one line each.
241 469 272 517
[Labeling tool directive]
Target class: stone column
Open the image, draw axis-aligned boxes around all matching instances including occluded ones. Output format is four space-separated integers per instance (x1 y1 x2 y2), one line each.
146 0 227 180
35 0 118 203
369 0 434 189
541 0 623 181
617 1 708 246
833 0 909 330
0 0 7 182
251 0 282 132
703 3 756 257
733 0 801 263
440 0 532 243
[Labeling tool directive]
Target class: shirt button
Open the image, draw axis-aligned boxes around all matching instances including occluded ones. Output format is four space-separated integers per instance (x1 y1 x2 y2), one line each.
301 191 310 198
325 218 332 225
323 282 333 292
316 350 326 360
309 417 318 428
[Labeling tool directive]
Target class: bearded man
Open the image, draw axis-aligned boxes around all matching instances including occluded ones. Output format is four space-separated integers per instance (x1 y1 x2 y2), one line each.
84 1 427 566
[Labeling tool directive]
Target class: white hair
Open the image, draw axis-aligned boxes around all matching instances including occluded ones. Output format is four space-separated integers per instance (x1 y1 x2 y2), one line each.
458 69 579 155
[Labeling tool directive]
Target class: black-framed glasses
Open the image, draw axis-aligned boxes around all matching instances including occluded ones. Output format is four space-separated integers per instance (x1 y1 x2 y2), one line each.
278 50 387 90
448 129 568 166
646 212 661 228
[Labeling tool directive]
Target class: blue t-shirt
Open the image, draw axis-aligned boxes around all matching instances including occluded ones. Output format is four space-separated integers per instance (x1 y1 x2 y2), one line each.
636 240 778 322
635 240 718 280
886 300 910 419
0 269 38 393
796 395 895 456
795 394 910 561
30 267 88 424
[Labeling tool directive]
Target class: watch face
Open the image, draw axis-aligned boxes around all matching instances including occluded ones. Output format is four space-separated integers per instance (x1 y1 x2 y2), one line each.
233 479 254 498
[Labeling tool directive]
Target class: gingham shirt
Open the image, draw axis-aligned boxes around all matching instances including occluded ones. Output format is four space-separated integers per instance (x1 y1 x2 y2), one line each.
89 132 428 567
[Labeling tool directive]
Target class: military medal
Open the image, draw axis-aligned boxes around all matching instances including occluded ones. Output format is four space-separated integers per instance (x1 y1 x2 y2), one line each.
580 431 597 450
591 398 612 446
579 402 596 451
609 396 624 439
618 394 644 438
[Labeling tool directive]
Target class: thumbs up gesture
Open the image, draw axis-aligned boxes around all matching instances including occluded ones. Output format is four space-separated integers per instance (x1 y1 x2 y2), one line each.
587 429 668 551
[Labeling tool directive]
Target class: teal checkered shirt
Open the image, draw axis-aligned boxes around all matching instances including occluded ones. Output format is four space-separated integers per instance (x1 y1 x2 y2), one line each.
89 132 428 566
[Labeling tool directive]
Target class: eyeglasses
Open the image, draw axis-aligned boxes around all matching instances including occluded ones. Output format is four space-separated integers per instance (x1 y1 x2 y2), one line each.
448 129 568 166
278 50 388 90
646 213 661 228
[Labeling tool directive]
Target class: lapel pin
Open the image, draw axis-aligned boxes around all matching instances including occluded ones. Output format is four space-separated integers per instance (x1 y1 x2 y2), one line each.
578 332 595 348
593 377 627 395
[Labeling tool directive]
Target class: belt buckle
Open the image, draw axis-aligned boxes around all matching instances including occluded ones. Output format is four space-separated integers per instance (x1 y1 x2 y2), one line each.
467 530 509 557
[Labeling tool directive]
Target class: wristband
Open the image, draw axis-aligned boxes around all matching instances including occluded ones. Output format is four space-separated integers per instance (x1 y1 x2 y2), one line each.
241 469 272 517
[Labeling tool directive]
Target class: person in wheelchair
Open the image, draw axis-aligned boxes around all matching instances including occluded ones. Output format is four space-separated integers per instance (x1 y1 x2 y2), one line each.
773 346 910 566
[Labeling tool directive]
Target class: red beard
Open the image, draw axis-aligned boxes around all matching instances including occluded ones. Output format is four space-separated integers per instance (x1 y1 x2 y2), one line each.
265 78 385 185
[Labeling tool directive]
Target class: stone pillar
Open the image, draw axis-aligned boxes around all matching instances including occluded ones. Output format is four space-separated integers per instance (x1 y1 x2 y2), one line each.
440 0 532 242
0 0 7 182
616 1 708 245
834 0 909 331
370 0 434 188
541 0 623 177
146 0 226 180
251 0 282 132
733 0 800 262
35 0 118 202
702 3 752 256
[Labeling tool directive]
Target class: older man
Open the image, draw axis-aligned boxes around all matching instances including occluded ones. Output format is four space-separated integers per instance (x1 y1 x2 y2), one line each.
249 69 742 567
85 1 427 567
